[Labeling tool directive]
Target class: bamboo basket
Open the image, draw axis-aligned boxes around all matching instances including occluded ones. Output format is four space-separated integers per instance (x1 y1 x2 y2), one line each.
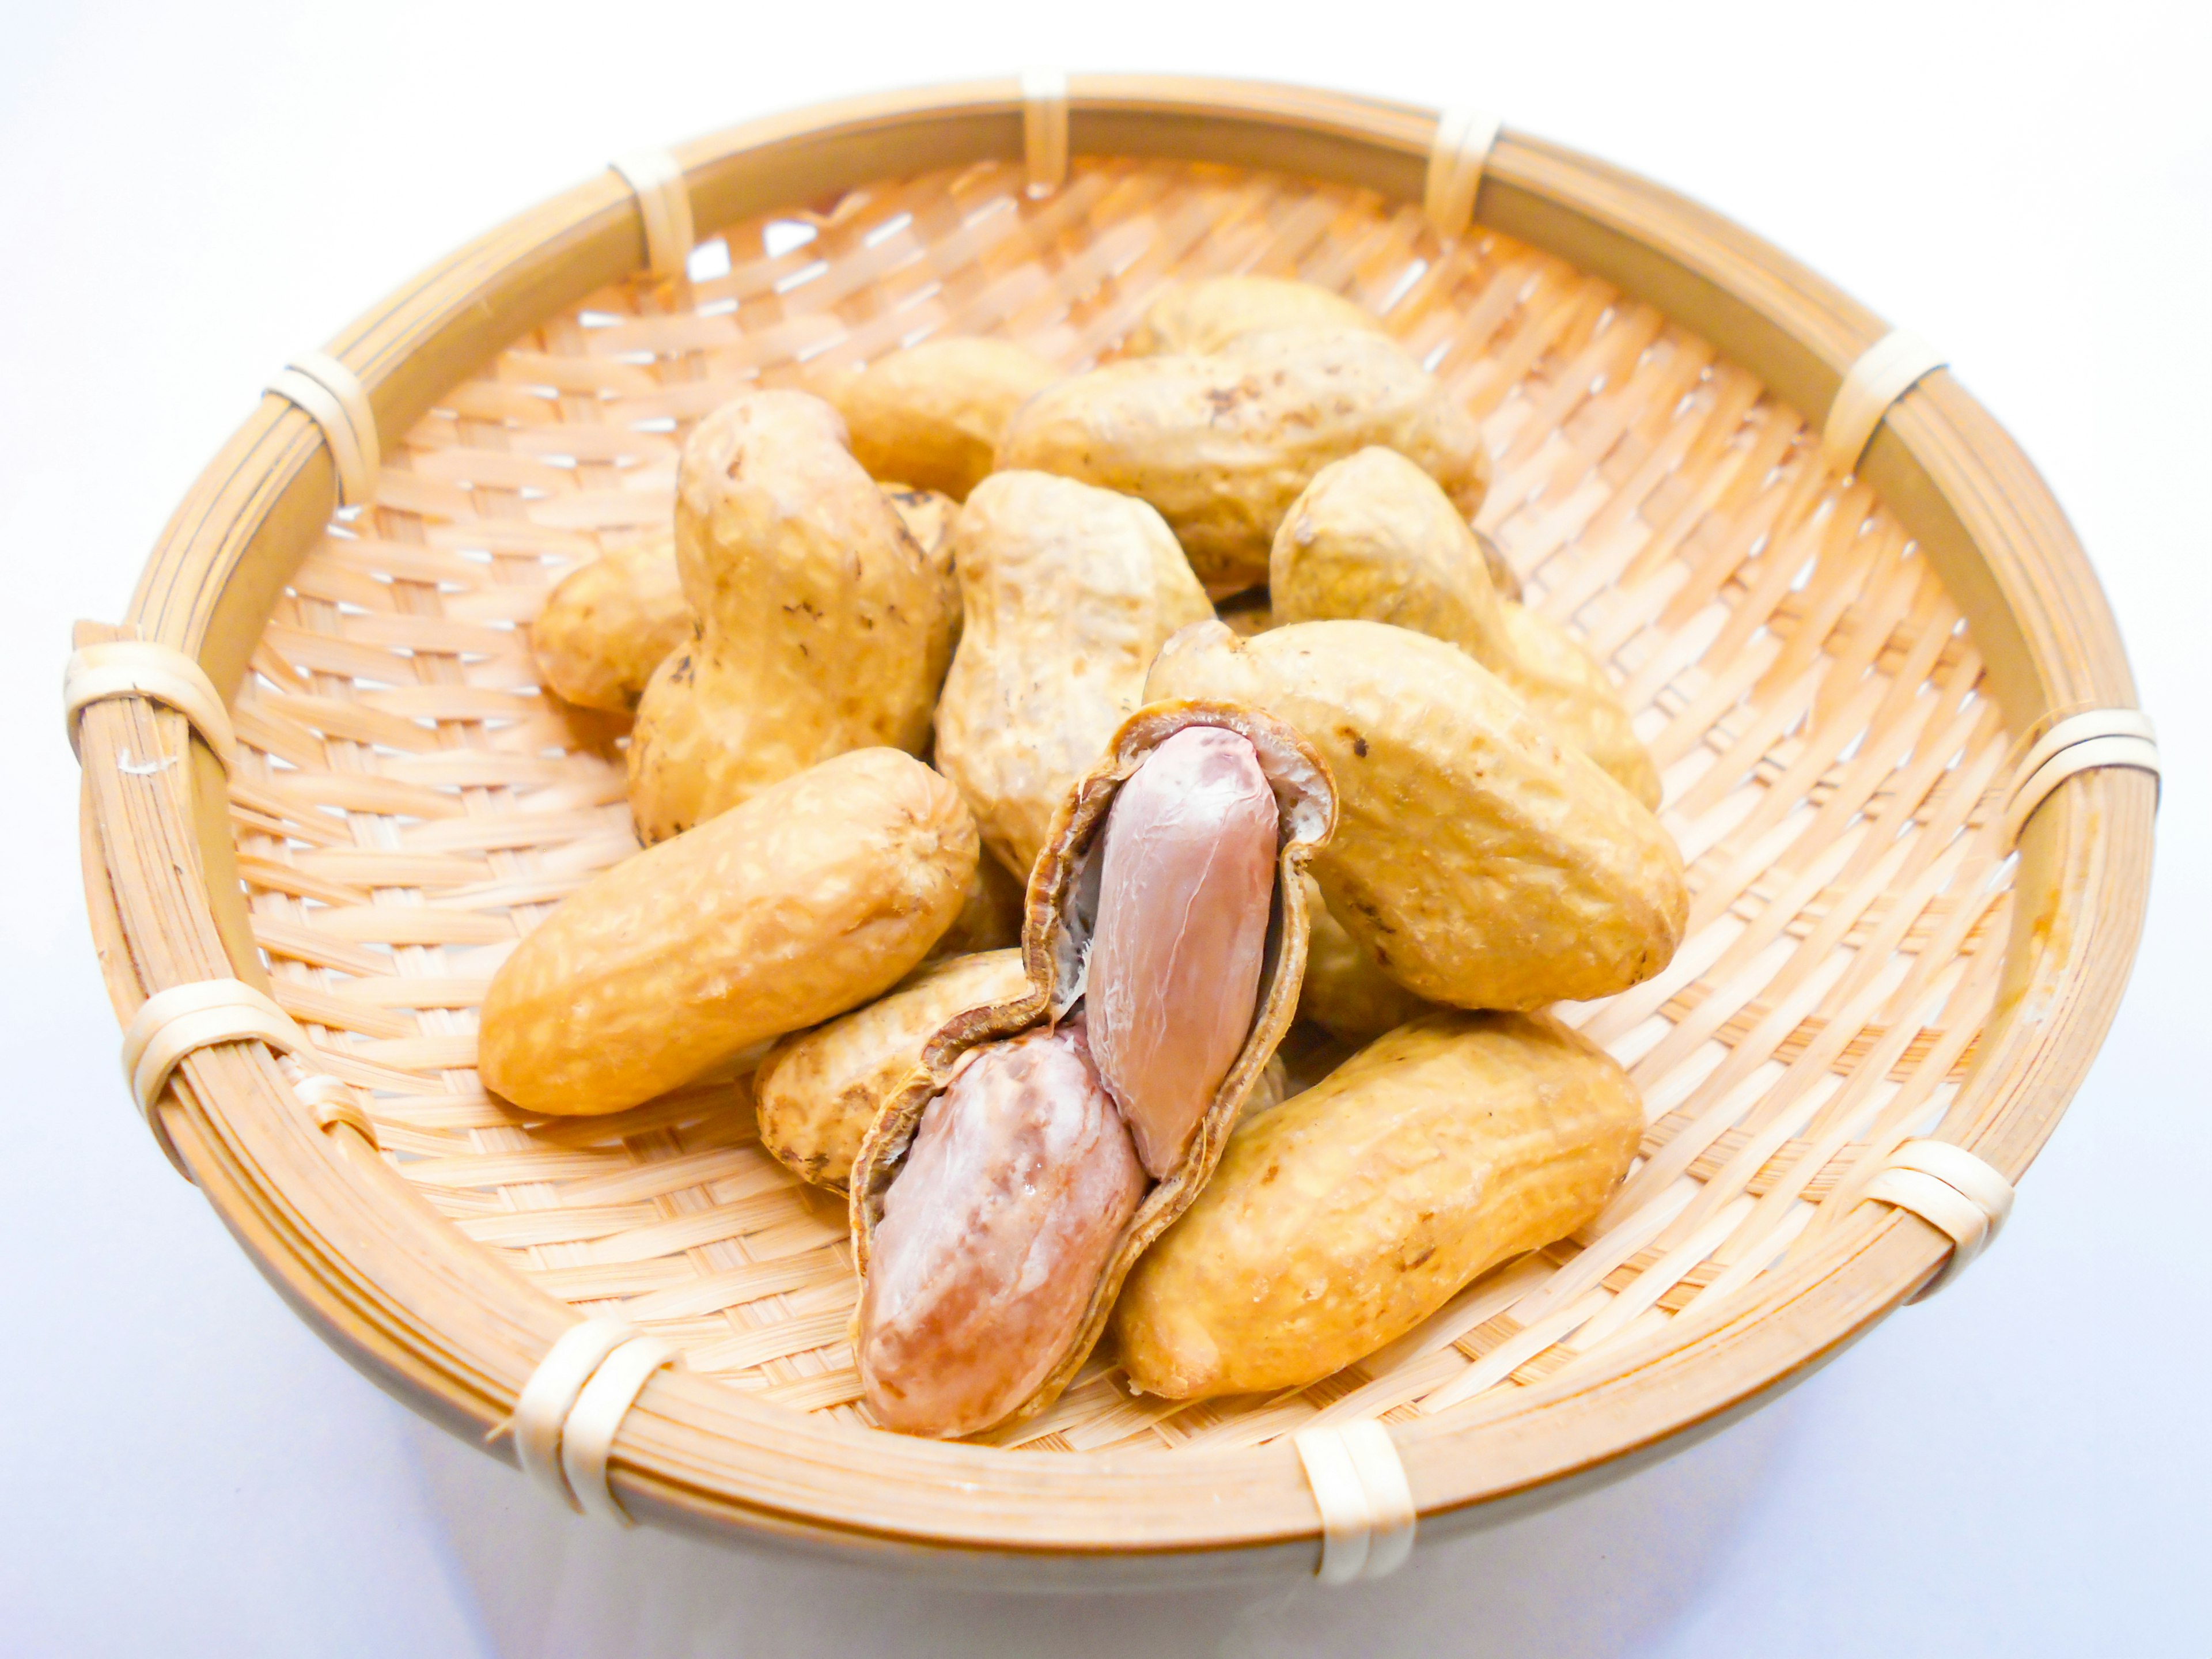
71 76 2154 1586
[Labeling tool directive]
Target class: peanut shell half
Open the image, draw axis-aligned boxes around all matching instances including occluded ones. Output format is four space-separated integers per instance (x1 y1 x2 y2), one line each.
848 700 1336 1437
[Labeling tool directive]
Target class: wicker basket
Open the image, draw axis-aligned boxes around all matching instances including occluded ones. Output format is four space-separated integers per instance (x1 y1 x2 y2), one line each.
70 75 2154 1586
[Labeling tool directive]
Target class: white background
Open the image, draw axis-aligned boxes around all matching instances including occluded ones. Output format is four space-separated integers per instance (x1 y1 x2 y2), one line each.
3 2 2206 1653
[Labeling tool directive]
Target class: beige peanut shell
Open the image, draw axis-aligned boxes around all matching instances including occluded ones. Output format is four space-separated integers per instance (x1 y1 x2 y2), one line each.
1271 446 1658 806
995 328 1493 596
532 534 690 714
528 485 954 721
627 391 957 843
1296 873 1436 1044
756 949 1031 1192
1112 1010 1643 1399
821 337 1059 501
931 471 1214 880
480 748 976 1116
849 700 1336 1438
1145 619 1687 1010
1123 275 1382 357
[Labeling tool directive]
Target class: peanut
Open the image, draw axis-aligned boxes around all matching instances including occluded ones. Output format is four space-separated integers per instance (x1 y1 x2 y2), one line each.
1271 447 1658 806
931 471 1213 880
479 748 976 1116
820 337 1059 501
995 328 1491 596
528 485 955 722
858 1022 1146 1438
1086 726 1281 1177
1113 1010 1642 1399
532 533 689 714
1146 619 1686 1010
1296 873 1436 1044
849 702 1336 1437
1124 275 1382 357
626 390 957 843
756 949 1031 1192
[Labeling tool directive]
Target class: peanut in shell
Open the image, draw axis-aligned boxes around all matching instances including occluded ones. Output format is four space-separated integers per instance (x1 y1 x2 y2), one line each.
1271 446 1657 806
1296 873 1437 1044
527 485 955 722
995 327 1492 596
627 390 957 843
480 748 976 1116
1145 618 1687 1011
1123 275 1383 357
1112 1010 1643 1400
532 533 690 714
849 701 1336 1438
931 471 1214 881
756 949 1031 1193
820 336 1059 501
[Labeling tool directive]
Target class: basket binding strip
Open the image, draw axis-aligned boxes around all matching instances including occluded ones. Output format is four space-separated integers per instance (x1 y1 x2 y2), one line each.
70 78 2153 1568
268 351 381 508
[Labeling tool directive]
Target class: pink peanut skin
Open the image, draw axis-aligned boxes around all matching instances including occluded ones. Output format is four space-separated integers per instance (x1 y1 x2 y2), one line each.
1085 726 1278 1177
857 1024 1146 1438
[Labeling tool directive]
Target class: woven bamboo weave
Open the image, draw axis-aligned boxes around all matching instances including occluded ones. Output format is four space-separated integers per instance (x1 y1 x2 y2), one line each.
220 152 2027 1455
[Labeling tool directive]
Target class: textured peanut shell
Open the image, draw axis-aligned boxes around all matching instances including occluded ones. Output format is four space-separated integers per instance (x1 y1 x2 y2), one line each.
995 328 1492 596
756 949 1031 1192
1146 619 1687 1010
849 701 1336 1437
823 338 1059 501
1124 275 1382 357
1112 1010 1643 1399
480 748 976 1116
931 471 1214 880
532 535 690 713
527 484 954 722
627 391 957 843
1272 447 1657 806
1296 874 1436 1044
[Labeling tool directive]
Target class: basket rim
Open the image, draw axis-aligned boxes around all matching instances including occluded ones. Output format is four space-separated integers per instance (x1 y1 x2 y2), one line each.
74 73 2154 1572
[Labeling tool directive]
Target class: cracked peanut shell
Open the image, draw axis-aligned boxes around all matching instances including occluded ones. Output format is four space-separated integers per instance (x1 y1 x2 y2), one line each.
848 700 1336 1437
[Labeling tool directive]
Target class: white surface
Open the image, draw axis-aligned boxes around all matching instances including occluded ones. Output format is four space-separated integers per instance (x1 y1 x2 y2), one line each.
3 2 2206 1653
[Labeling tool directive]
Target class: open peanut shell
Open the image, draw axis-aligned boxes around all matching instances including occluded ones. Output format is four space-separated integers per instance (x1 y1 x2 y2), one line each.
847 699 1336 1437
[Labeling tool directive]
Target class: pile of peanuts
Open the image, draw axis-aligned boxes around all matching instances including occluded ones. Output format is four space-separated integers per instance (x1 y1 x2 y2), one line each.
484 276 1689 1440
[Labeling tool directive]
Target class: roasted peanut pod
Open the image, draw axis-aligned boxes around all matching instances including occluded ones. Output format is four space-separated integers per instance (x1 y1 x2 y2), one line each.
820 337 1059 501
933 471 1214 880
627 390 959 843
1296 874 1437 1044
528 484 955 720
1271 447 1657 806
480 748 976 1117
1146 619 1687 1010
758 949 1032 1193
532 533 690 713
996 328 1491 596
1123 275 1383 357
849 702 1336 1438
1113 1010 1643 1400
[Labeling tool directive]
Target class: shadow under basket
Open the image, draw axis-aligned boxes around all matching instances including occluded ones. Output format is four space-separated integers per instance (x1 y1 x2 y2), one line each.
71 76 2155 1587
